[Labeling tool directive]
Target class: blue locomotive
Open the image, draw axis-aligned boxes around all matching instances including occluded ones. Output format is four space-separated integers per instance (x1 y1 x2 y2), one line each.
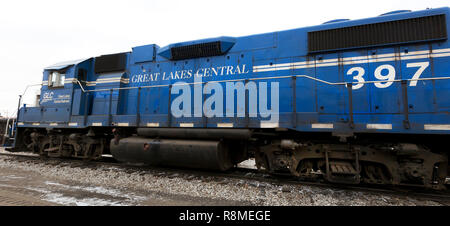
10 7 450 189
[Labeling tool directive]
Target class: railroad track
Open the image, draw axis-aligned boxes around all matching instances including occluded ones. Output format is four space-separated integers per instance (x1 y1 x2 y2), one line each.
1 151 449 205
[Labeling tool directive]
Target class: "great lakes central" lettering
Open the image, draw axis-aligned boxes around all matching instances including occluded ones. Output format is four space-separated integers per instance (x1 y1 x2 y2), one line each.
130 64 249 83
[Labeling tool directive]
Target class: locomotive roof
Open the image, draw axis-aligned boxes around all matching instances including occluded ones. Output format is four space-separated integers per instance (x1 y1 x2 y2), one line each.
44 58 90 70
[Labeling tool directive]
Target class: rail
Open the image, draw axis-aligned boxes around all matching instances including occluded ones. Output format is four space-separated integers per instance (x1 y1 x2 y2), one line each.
73 75 450 93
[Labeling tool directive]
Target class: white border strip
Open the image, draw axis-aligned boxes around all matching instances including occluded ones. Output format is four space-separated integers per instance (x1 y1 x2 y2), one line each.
180 123 194 127
312 123 334 129
146 123 160 127
366 124 392 130
64 78 77 84
217 123 233 128
92 122 102 126
424 124 450 131
69 122 78 126
260 122 279 128
117 123 129 127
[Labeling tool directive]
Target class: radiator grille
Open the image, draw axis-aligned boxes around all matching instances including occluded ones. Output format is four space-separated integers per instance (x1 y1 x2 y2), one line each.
94 53 127 74
308 14 447 53
171 41 222 60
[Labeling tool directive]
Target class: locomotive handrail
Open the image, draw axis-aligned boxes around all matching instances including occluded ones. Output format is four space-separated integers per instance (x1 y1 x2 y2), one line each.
78 75 450 93
21 84 42 96
22 75 450 95
75 79 86 93
17 83 43 111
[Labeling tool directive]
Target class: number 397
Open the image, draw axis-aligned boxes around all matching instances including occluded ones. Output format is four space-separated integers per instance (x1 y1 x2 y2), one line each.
346 62 429 90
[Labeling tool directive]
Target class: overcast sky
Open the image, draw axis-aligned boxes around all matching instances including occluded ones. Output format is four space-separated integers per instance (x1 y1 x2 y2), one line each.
0 0 448 117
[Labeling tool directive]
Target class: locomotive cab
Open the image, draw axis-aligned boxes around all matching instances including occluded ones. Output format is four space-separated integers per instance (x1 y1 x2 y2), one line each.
19 59 91 123
13 58 101 156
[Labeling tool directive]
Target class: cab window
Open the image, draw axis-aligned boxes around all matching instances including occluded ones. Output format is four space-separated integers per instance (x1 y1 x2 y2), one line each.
49 71 65 87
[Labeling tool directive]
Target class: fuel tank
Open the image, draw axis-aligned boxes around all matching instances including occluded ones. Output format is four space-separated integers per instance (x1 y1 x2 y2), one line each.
136 128 252 140
110 136 234 171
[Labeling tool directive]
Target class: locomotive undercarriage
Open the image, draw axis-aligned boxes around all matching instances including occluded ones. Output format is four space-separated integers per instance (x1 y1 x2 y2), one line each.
22 128 107 160
255 139 448 189
14 127 449 189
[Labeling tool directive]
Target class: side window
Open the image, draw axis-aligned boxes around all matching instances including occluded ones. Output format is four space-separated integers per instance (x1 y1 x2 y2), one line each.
48 71 65 87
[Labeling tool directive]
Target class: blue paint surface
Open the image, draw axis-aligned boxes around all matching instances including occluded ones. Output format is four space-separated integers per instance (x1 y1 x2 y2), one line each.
16 7 450 135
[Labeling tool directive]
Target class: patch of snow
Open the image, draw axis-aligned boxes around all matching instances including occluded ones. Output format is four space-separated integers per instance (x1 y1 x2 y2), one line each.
44 193 123 206
43 181 146 203
5 175 26 179
237 158 257 170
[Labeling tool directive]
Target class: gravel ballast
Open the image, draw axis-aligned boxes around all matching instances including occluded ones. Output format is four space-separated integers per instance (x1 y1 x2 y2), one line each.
0 152 443 206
